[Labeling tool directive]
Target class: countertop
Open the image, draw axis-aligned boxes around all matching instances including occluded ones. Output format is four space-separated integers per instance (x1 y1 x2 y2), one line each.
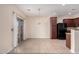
67 27 79 31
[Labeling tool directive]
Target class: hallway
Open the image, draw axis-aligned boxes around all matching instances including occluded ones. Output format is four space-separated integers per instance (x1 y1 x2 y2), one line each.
9 39 70 54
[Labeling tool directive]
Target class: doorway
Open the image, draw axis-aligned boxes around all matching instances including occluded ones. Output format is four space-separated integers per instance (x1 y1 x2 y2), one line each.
12 13 24 48
17 17 24 44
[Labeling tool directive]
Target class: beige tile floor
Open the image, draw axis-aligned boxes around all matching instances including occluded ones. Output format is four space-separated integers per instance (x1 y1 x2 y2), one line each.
9 38 71 54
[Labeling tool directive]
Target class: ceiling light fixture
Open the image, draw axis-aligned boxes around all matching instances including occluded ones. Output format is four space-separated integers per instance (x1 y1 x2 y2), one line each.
68 12 71 15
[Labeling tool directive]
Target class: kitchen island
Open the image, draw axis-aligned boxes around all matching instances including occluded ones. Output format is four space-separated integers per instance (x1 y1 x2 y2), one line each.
70 28 79 53
65 27 79 53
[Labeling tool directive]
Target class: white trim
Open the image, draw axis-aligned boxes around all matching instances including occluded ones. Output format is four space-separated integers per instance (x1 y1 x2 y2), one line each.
12 13 18 48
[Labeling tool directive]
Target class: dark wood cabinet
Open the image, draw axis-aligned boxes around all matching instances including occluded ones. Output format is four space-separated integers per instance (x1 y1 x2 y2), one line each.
50 17 57 39
74 17 79 27
63 19 75 27
63 17 79 27
66 33 71 49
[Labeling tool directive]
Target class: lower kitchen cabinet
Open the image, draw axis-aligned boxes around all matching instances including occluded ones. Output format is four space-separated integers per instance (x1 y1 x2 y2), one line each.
66 33 71 49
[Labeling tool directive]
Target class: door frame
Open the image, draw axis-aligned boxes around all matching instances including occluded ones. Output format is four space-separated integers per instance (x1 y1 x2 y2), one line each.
17 17 24 44
12 13 18 48
12 13 24 48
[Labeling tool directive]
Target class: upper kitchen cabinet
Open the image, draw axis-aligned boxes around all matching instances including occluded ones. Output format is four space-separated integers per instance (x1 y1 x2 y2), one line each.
63 19 75 27
74 17 79 27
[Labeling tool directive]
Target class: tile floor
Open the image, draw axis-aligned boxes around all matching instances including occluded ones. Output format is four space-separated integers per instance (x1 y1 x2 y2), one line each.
9 38 71 54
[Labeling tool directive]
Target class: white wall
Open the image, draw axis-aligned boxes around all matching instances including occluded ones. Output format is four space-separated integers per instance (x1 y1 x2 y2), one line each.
0 5 27 53
24 19 28 40
27 16 50 38
72 14 79 18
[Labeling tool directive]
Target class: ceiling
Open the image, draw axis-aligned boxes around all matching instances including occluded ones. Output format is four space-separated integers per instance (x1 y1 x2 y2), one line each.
16 4 79 17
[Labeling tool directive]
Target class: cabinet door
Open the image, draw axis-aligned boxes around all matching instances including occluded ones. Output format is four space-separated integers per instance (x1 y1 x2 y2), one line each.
75 18 79 26
63 19 75 27
66 33 71 49
50 17 57 39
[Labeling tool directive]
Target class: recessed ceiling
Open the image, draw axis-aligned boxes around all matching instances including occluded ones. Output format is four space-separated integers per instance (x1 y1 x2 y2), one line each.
16 4 79 17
